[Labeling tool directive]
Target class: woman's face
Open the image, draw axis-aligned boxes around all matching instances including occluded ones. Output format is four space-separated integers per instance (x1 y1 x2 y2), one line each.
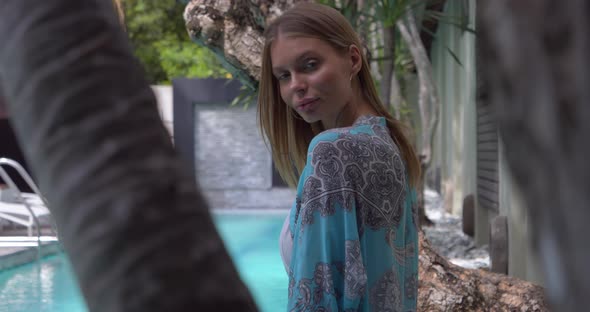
270 34 356 127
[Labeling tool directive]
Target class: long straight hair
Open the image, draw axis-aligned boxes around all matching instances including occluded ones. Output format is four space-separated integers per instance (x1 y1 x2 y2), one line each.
258 3 421 188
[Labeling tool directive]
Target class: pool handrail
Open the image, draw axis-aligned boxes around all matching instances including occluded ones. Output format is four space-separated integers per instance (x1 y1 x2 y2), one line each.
0 158 56 256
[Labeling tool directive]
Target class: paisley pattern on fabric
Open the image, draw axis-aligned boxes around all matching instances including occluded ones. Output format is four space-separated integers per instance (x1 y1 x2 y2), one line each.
287 116 419 312
289 269 296 299
291 278 313 312
344 240 367 299
369 269 402 311
313 263 336 302
405 272 418 300
295 122 406 234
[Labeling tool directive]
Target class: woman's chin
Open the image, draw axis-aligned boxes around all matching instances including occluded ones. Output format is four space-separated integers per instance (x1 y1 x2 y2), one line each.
302 116 320 124
298 112 321 123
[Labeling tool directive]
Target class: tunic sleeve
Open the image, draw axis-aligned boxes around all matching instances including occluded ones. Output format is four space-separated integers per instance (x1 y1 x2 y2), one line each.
287 135 368 311
287 194 365 309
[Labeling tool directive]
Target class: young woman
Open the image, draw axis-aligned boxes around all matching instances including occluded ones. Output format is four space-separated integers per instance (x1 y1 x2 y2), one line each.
258 3 420 311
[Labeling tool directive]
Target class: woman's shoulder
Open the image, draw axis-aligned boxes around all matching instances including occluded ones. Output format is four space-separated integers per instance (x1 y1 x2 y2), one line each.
309 121 395 154
307 125 400 168
309 119 377 145
306 126 361 155
308 127 349 147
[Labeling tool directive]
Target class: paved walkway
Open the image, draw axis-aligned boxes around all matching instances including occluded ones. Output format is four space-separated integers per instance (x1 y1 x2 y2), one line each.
423 189 490 270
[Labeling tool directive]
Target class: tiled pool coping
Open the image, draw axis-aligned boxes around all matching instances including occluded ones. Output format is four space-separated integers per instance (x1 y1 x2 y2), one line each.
212 208 289 215
0 209 289 272
0 241 62 271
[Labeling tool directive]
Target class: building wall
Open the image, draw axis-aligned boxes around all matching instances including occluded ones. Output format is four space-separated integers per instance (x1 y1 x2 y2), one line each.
430 0 477 216
430 1 544 284
167 78 295 211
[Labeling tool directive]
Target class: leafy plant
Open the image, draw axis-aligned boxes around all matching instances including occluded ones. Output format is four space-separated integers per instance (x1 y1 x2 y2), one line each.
122 0 228 84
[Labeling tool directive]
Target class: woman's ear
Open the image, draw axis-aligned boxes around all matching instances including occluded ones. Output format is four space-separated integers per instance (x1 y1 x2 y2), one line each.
348 44 362 75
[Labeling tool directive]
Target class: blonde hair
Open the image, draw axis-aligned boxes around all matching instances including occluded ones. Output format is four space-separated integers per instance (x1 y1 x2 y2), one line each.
258 2 420 188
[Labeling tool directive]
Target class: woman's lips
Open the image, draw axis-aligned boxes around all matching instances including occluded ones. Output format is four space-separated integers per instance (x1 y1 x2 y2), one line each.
296 98 318 113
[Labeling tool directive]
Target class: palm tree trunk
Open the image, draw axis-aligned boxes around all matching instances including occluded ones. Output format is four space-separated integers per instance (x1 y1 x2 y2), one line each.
396 8 440 169
380 25 395 114
396 8 439 227
479 0 590 310
0 1 257 311
389 69 404 120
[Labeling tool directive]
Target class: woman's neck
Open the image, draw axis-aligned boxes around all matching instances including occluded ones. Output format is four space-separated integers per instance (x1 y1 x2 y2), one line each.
324 98 377 129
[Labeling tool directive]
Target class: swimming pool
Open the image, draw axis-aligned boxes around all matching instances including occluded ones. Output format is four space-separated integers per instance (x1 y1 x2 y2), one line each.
0 212 288 312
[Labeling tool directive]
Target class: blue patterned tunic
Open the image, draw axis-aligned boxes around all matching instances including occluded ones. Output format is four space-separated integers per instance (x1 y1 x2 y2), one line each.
284 115 418 312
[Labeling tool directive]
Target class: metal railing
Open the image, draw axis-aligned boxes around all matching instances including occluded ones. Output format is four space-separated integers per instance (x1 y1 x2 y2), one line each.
0 158 56 259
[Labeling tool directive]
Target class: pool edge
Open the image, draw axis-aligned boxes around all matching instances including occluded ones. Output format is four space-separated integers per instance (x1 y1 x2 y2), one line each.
0 242 62 271
212 208 289 215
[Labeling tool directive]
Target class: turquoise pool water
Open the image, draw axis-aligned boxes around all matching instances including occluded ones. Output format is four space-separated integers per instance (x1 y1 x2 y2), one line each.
0 213 288 312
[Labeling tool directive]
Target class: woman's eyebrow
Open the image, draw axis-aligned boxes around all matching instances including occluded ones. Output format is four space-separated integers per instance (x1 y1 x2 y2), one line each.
272 51 317 73
295 51 316 64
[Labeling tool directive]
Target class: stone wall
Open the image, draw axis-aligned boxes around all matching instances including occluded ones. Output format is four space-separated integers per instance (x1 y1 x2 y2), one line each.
172 78 295 211
195 105 270 190
194 104 295 210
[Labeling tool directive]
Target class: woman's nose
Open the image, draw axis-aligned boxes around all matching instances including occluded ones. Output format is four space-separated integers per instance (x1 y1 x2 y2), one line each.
289 73 306 95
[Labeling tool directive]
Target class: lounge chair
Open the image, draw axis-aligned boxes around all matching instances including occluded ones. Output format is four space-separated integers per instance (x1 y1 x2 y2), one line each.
0 158 53 237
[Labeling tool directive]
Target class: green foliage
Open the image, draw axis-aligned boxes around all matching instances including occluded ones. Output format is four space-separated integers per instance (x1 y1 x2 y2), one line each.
230 85 258 110
372 0 420 26
123 0 228 84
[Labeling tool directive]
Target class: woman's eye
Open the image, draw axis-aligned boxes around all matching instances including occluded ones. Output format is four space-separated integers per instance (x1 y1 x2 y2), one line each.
277 72 290 81
304 59 318 70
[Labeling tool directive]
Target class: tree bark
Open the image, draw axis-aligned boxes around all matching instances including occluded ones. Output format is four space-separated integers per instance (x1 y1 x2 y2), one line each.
183 0 306 91
396 9 439 169
0 86 6 118
0 1 257 311
380 25 396 114
379 25 404 120
479 0 590 310
396 9 438 228
185 1 549 310
368 9 383 84
418 233 547 311
389 69 404 120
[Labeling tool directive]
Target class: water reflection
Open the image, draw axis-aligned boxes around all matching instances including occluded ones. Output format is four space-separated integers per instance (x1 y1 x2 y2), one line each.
0 254 87 312
0 214 289 312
